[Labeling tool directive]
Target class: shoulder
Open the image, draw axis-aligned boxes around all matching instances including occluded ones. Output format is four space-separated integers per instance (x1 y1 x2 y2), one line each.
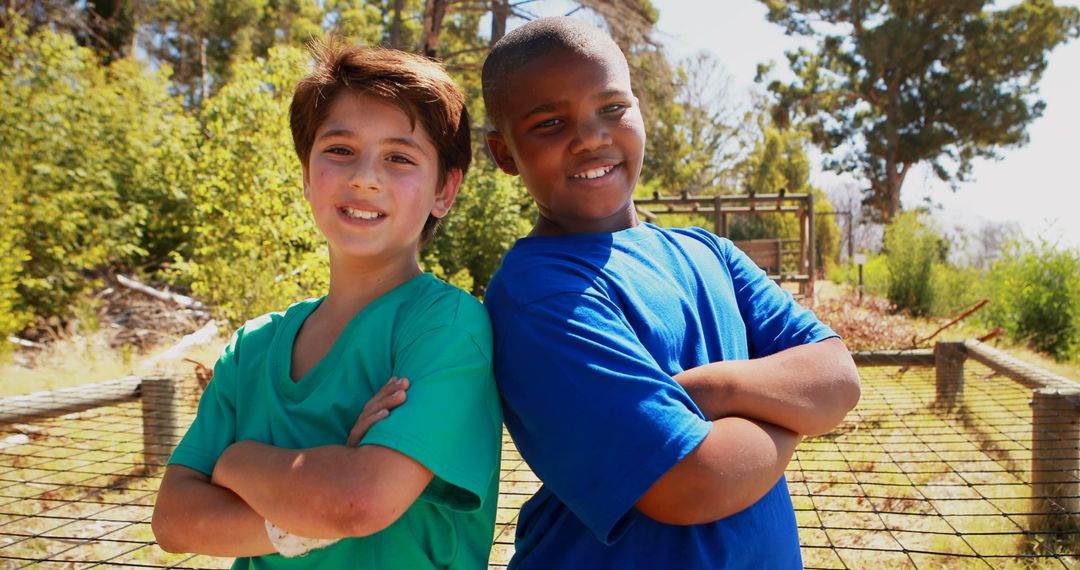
657 225 732 258
485 236 616 310
225 299 315 361
399 275 492 350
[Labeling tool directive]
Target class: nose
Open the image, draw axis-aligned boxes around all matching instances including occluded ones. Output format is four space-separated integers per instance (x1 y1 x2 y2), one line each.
350 152 382 191
570 115 612 154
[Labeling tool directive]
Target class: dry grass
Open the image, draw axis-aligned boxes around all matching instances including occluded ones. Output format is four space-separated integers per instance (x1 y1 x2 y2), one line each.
1 336 223 399
2 359 1077 568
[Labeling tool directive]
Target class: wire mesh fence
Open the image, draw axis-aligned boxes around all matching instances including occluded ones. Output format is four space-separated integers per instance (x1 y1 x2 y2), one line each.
1 344 1077 569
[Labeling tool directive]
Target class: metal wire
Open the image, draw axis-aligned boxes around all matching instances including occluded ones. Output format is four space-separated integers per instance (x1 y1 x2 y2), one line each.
1 356 1077 569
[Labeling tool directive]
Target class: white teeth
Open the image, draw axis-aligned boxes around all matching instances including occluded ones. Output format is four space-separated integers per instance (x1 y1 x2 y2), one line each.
572 165 614 180
341 207 382 220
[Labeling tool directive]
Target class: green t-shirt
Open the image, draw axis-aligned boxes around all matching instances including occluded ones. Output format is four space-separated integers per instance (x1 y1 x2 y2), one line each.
169 274 503 569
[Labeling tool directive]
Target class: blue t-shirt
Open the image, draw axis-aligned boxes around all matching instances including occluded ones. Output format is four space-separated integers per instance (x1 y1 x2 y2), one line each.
484 223 837 569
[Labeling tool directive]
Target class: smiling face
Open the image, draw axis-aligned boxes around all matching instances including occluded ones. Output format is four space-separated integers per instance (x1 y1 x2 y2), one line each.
486 47 646 236
303 92 460 269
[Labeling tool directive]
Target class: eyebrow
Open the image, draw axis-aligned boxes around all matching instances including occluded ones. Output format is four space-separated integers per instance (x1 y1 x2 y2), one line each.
316 129 425 152
520 89 631 120
522 102 566 120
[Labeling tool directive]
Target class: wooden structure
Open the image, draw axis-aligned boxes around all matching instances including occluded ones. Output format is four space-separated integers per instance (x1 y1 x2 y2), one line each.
853 340 1080 531
635 191 816 298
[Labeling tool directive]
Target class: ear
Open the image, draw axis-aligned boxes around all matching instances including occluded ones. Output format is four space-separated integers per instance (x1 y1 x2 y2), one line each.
432 168 463 218
302 164 312 200
486 130 519 176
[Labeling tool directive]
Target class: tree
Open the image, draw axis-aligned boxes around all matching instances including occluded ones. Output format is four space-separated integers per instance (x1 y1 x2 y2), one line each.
759 0 1080 222
186 46 327 324
640 52 745 195
1 18 197 322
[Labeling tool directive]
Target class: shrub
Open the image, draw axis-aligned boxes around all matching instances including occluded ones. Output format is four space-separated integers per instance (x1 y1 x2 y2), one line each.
984 239 1079 361
186 46 326 325
423 160 533 297
883 212 942 316
827 253 889 298
929 263 986 318
0 20 197 323
0 162 32 347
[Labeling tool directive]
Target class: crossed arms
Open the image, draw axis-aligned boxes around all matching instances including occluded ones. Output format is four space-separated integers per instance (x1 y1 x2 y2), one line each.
152 378 426 556
635 337 860 525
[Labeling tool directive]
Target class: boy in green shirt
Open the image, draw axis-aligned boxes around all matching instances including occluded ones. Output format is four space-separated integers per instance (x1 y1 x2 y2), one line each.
151 43 503 569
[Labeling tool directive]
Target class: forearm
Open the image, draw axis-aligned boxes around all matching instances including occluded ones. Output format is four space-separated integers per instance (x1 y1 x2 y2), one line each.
676 338 860 435
152 466 275 557
636 416 800 525
212 440 432 539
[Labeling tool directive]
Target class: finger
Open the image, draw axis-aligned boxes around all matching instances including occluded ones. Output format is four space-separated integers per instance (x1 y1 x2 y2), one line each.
368 378 409 412
346 408 388 447
360 377 402 414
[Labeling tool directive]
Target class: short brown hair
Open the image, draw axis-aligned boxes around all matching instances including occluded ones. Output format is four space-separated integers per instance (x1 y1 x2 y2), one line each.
291 41 471 243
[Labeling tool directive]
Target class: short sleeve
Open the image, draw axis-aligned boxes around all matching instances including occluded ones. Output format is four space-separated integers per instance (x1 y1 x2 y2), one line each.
167 332 240 476
490 290 712 545
359 305 501 513
704 232 838 357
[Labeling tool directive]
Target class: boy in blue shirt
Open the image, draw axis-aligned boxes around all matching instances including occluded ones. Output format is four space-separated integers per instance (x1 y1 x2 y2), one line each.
151 44 503 568
481 17 861 569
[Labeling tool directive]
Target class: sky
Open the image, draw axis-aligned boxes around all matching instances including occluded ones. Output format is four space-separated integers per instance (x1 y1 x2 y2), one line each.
522 0 1080 249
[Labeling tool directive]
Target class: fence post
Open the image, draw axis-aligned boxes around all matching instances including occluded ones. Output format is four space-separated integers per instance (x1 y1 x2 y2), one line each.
1030 388 1080 531
141 376 181 472
934 342 965 406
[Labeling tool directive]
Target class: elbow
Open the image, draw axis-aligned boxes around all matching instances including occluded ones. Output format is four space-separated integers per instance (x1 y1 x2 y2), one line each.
151 509 187 554
832 349 861 419
807 350 861 437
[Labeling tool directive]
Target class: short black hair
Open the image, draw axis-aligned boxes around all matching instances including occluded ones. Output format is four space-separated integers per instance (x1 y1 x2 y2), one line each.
482 16 626 128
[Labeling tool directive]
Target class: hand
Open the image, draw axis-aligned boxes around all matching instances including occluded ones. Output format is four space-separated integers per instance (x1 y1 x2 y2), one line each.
673 364 734 421
346 377 409 446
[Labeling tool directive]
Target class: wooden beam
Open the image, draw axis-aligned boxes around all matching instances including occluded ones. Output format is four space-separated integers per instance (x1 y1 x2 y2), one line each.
850 349 936 367
964 340 1080 397
0 377 142 425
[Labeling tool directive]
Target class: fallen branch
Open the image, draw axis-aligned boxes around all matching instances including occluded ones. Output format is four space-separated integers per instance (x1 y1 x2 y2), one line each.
142 320 220 368
115 274 204 309
7 336 43 349
912 299 989 348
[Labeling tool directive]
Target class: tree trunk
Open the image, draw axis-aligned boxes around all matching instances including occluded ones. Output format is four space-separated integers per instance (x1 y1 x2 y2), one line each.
490 0 509 46
883 77 904 222
420 0 449 58
389 0 406 49
199 35 209 107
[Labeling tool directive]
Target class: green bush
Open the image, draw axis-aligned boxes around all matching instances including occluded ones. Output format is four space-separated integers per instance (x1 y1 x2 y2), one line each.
186 46 327 325
0 162 32 348
984 239 1079 361
828 254 890 299
883 212 942 316
423 160 533 297
929 263 986 317
0 20 197 323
